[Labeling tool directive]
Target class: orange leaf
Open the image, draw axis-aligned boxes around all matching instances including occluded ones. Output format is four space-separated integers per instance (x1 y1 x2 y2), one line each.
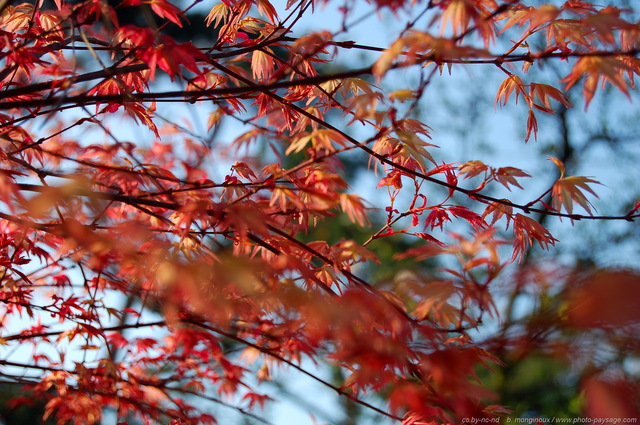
251 48 276 82
205 3 229 27
495 74 526 107
255 0 278 23
459 160 489 179
482 200 514 229
547 155 566 177
552 175 601 215
512 214 557 261
525 109 538 142
530 82 572 112
493 166 530 191
340 193 369 226
561 56 633 108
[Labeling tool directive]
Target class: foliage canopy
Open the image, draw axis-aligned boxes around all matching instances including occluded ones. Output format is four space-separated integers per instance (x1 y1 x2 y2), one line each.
0 0 638 424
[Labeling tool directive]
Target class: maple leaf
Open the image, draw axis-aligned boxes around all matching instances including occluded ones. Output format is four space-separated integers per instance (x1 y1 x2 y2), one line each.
255 0 279 23
552 176 601 215
561 56 634 108
232 161 258 181
448 205 488 230
482 200 514 228
377 170 404 189
425 207 451 230
340 193 370 226
525 109 539 142
459 160 489 179
148 0 184 27
373 31 491 78
530 82 572 112
512 214 558 262
205 3 230 27
493 166 531 191
251 48 276 82
123 103 160 138
548 156 601 215
286 129 349 155
495 74 527 107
